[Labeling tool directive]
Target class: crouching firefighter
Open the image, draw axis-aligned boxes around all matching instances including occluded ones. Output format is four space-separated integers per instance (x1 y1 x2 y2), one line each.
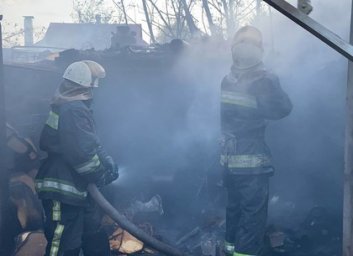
220 26 292 256
36 60 119 256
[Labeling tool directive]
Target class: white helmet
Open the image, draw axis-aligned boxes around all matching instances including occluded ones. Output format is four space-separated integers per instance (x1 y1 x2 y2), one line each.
63 60 106 88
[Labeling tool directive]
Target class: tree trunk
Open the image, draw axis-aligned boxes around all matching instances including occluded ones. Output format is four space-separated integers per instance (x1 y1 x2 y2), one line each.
141 0 156 43
120 0 128 24
171 0 182 38
180 0 199 35
202 0 217 36
147 0 175 38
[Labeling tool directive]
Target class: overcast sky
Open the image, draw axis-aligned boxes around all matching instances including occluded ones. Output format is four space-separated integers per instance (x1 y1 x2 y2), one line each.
1 0 73 27
1 0 152 43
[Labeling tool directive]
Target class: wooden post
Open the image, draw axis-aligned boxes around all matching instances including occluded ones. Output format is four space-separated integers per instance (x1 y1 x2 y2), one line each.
343 2 353 255
0 14 9 249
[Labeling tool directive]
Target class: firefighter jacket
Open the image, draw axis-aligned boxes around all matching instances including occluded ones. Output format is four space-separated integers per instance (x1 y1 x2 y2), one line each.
220 66 292 175
36 100 107 206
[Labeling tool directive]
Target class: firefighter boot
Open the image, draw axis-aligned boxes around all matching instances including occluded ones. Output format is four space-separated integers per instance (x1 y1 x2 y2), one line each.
224 241 235 255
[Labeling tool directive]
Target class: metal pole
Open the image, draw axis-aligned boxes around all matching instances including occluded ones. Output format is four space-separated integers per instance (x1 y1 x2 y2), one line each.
0 14 8 249
262 0 353 61
344 2 353 254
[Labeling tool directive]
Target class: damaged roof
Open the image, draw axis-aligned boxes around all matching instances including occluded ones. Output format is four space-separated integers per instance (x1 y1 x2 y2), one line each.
36 22 147 50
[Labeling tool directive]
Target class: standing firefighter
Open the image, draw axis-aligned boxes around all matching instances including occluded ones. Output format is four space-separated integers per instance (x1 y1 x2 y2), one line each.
220 26 292 256
36 60 119 256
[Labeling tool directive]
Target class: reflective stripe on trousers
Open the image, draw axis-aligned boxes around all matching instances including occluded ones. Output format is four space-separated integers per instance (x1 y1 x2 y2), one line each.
49 223 64 256
224 242 256 256
52 200 61 221
233 252 255 256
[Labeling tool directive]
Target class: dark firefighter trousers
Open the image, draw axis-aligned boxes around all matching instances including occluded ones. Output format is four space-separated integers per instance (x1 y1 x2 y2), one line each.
43 199 110 256
225 173 269 255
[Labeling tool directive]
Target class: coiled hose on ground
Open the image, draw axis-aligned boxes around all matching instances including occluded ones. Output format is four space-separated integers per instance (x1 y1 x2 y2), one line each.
87 183 186 256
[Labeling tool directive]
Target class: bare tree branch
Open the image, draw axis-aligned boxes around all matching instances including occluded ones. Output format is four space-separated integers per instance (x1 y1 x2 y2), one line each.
170 0 184 38
201 6 209 34
165 0 172 28
238 5 257 21
220 0 232 36
111 0 152 39
180 0 199 35
142 0 156 43
229 0 236 33
202 0 217 35
120 0 128 24
151 20 174 38
237 0 256 16
170 0 179 36
148 0 175 37
72 0 116 23
208 0 224 15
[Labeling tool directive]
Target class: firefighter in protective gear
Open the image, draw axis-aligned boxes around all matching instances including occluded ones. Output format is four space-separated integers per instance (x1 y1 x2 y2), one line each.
36 60 119 256
220 26 292 256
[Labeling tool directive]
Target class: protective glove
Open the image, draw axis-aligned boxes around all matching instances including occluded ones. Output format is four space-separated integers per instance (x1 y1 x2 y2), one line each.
99 156 119 186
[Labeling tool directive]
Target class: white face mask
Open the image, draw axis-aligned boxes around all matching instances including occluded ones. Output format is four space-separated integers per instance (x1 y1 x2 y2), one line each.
231 43 263 69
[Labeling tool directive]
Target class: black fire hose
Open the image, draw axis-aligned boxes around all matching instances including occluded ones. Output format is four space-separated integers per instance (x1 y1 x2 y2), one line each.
87 184 186 256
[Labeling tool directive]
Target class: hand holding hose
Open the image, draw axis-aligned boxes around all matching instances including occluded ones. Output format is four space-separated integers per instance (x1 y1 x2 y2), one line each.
98 156 119 186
